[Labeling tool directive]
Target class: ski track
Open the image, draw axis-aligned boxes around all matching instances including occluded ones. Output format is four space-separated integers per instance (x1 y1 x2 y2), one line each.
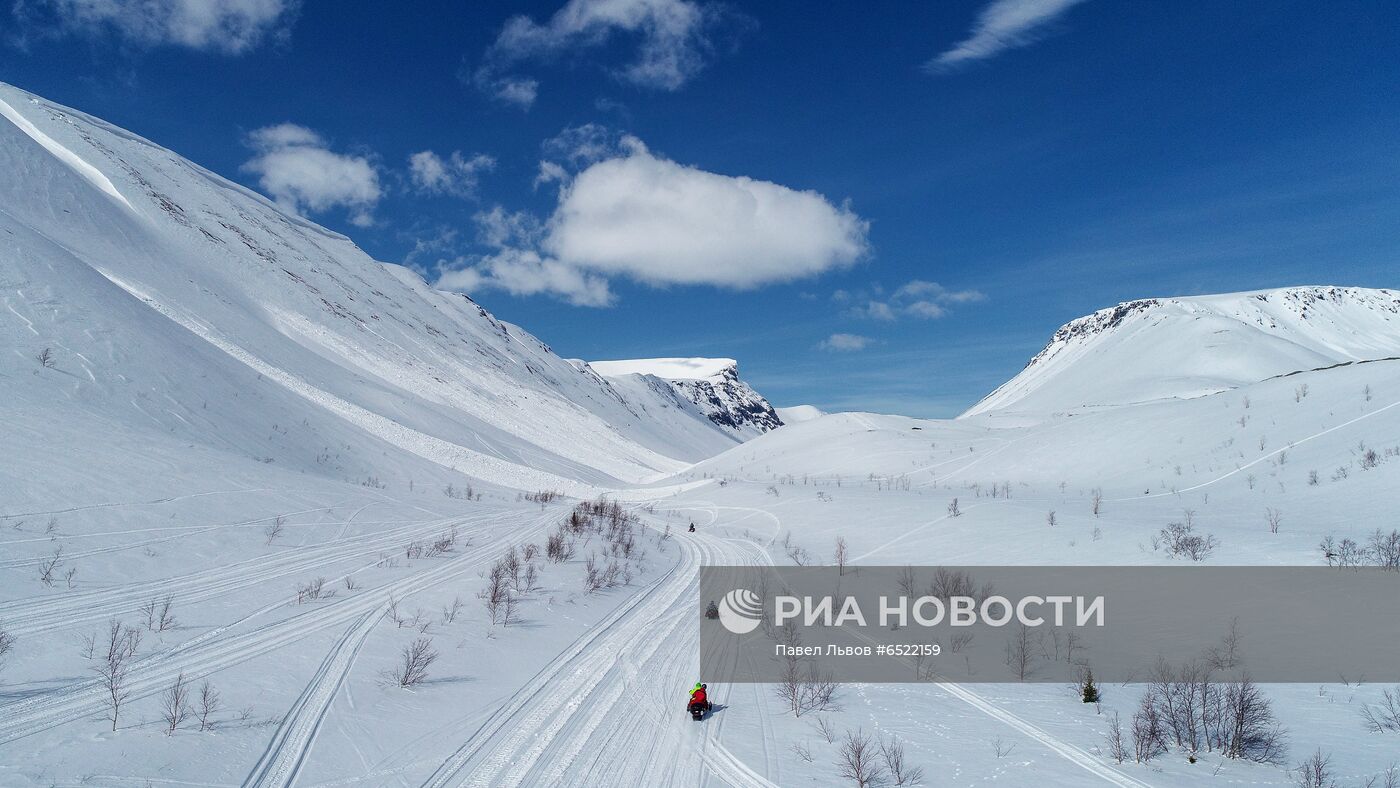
242 609 384 788
0 509 559 745
0 512 476 637
417 519 776 788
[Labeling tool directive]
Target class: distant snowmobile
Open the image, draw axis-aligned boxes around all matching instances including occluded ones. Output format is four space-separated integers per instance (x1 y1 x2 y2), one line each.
688 522 696 533
688 683 711 721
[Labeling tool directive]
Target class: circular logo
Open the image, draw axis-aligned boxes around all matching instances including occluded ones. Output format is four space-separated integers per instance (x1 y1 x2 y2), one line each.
718 588 763 634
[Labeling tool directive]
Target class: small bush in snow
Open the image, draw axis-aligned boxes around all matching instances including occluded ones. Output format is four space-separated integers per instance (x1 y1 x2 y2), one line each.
391 638 437 688
1155 520 1218 561
1361 687 1400 733
1294 749 1335 788
161 672 191 734
835 728 885 788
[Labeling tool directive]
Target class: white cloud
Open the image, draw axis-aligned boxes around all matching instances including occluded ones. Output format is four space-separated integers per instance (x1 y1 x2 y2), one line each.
433 136 866 306
840 280 985 321
473 205 541 248
435 247 613 307
408 150 495 197
241 123 380 223
819 333 872 352
928 0 1089 71
544 139 868 288
475 0 735 106
18 0 298 53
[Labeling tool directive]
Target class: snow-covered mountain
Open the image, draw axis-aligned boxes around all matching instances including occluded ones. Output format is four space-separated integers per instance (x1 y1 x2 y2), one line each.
0 82 757 494
775 404 825 423
964 286 1400 417
588 357 783 438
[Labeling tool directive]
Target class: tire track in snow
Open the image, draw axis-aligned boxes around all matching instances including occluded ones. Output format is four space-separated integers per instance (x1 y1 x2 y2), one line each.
242 609 383 788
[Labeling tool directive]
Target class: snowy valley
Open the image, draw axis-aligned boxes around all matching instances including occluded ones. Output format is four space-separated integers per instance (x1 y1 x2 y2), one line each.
2 82 1400 788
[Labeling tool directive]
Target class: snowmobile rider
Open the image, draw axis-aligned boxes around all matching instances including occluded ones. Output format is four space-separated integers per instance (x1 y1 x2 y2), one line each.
688 522 696 533
690 682 708 708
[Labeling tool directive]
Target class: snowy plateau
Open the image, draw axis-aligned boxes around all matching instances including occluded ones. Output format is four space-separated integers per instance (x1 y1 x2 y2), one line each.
2 81 1400 788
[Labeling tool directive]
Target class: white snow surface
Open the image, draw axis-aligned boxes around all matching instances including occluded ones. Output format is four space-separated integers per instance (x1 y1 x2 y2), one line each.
775 404 825 423
4 80 1400 788
965 286 1400 417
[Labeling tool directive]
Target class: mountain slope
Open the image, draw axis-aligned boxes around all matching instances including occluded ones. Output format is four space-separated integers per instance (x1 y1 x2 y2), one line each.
589 357 783 438
964 286 1400 417
0 81 750 493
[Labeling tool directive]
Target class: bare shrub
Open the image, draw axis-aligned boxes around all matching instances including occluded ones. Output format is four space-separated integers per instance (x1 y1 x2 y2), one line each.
1266 507 1283 534
836 728 886 788
1131 692 1167 763
1361 687 1400 733
791 740 813 762
1295 749 1336 788
295 577 328 604
37 348 56 368
441 596 464 625
1004 623 1035 680
142 595 177 631
879 733 924 785
38 546 63 587
481 559 516 625
197 680 220 731
162 672 191 734
947 498 961 518
545 527 574 563
263 516 285 545
392 638 438 687
0 624 13 673
775 638 838 717
1156 520 1219 561
91 619 142 730
1369 530 1400 570
991 736 1015 758
1218 676 1287 764
1105 711 1128 763
1091 488 1103 517
404 541 424 560
834 537 848 576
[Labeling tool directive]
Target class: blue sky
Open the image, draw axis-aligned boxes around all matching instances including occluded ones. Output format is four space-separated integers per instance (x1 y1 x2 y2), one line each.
3 0 1398 416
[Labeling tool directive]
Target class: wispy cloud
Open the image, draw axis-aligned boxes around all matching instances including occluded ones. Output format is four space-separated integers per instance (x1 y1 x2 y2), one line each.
408 150 495 198
472 0 747 108
818 333 873 352
15 0 300 53
834 280 986 321
927 0 1089 72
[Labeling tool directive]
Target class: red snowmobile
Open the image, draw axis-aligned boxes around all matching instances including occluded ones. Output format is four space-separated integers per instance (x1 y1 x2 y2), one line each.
687 684 711 721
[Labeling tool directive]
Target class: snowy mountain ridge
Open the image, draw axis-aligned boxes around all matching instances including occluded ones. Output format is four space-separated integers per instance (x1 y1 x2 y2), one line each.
964 286 1400 417
589 357 783 438
0 81 769 494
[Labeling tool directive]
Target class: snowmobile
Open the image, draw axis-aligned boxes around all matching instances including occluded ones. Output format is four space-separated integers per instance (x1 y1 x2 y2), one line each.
704 601 719 620
688 522 696 533
688 683 712 720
